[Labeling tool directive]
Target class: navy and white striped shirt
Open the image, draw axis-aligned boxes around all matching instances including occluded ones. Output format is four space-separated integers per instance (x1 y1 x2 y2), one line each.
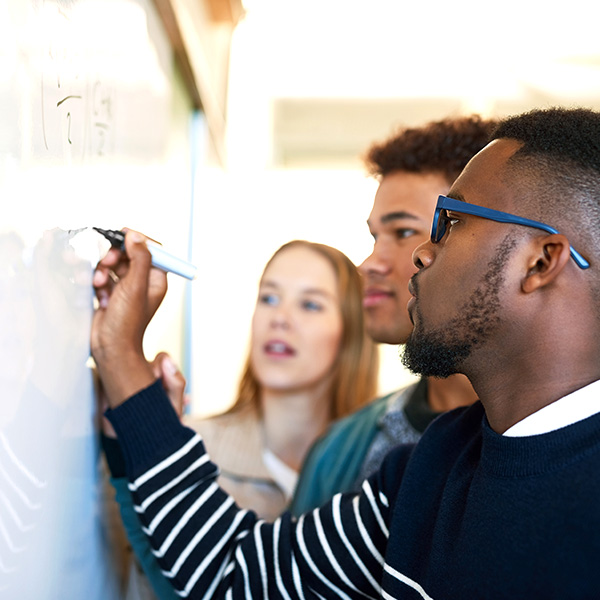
108 379 600 599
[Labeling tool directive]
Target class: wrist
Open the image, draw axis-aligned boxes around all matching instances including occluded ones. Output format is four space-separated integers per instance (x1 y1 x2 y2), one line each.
95 351 156 408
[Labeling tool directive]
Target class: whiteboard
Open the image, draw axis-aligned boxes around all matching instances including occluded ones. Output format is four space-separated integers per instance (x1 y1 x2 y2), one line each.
0 0 194 596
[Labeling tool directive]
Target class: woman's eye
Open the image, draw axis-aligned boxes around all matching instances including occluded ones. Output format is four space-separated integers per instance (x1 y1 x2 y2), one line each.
302 299 322 312
259 293 278 306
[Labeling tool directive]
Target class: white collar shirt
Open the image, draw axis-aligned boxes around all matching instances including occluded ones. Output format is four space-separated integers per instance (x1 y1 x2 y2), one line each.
503 379 600 437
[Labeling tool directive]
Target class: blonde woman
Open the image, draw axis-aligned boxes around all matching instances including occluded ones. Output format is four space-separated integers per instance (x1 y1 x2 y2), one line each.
186 239 379 519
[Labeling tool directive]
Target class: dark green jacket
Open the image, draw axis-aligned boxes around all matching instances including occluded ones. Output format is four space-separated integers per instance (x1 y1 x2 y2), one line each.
290 392 393 516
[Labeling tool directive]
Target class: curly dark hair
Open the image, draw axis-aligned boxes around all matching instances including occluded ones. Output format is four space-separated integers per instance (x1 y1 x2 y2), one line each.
364 115 497 184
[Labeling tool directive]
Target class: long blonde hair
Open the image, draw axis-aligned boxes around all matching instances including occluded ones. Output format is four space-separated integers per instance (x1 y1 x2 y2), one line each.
228 240 379 421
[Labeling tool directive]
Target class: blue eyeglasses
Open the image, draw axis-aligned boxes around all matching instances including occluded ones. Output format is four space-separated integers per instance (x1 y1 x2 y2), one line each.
431 195 590 270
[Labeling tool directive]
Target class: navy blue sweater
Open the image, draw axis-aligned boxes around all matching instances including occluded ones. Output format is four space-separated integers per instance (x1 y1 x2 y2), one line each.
107 380 600 599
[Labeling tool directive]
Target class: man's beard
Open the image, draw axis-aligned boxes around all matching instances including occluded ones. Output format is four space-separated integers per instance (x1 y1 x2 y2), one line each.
402 235 517 378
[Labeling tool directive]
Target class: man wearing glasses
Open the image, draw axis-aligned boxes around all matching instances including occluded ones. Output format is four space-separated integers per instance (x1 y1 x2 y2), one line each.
291 116 494 516
93 107 600 599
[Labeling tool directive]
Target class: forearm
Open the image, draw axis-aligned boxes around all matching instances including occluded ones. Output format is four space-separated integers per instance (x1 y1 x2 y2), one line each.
105 380 252 596
95 350 155 408
108 381 389 598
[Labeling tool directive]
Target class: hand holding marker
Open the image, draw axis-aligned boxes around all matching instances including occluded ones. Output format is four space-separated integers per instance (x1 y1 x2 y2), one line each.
94 228 197 280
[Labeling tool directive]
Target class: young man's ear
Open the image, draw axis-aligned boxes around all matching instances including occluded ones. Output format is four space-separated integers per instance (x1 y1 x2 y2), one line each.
521 234 572 293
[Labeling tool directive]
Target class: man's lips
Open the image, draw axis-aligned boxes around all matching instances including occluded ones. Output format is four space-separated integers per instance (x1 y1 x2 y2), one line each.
407 279 417 322
363 286 395 308
408 279 416 298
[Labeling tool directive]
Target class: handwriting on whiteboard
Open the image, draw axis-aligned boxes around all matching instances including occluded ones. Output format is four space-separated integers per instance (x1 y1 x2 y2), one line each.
39 1 115 161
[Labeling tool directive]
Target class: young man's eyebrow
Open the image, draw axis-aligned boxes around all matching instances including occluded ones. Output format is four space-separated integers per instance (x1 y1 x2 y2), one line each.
368 211 421 226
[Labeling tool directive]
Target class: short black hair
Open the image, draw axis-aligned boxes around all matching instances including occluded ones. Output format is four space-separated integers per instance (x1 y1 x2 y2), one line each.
492 107 600 308
491 107 600 175
364 115 497 185
491 107 600 244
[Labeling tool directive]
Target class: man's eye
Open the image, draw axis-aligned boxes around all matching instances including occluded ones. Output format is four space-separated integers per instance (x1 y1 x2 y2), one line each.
445 212 461 228
395 228 417 240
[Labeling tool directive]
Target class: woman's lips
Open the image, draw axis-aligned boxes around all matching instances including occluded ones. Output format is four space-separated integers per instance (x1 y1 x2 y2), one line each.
264 340 296 357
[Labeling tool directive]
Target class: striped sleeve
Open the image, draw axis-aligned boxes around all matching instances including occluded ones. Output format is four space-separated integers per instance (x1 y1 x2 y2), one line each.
108 382 390 599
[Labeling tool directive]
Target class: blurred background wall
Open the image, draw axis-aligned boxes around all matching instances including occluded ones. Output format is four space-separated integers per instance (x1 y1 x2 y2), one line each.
188 0 600 416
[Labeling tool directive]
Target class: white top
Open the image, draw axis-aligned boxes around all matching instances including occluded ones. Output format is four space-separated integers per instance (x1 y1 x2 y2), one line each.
503 379 600 437
262 448 299 501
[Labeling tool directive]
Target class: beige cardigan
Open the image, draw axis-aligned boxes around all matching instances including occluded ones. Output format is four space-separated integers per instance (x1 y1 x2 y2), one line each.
184 404 289 521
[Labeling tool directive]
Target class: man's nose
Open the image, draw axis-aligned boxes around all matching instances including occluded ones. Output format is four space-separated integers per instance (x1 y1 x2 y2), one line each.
359 242 392 277
412 239 435 270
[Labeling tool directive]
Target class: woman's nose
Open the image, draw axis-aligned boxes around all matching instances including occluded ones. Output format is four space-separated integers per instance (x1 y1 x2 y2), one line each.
270 305 291 329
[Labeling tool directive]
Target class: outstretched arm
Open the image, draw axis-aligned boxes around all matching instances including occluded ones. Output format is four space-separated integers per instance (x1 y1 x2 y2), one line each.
106 381 389 598
92 230 389 598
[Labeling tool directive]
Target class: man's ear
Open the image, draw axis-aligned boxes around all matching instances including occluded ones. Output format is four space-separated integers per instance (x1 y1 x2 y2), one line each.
522 234 572 293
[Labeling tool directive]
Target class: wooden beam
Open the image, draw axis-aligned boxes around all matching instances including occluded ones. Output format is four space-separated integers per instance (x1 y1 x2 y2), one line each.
205 0 244 23
150 0 245 165
151 0 203 110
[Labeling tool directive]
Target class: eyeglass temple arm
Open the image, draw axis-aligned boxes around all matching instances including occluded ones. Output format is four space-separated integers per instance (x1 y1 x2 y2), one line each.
438 198 590 269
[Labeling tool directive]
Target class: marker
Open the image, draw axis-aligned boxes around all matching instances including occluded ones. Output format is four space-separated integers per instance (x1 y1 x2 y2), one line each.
93 227 197 280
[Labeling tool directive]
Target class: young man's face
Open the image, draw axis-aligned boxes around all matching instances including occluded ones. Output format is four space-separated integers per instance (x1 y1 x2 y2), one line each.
404 139 523 378
359 171 450 345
